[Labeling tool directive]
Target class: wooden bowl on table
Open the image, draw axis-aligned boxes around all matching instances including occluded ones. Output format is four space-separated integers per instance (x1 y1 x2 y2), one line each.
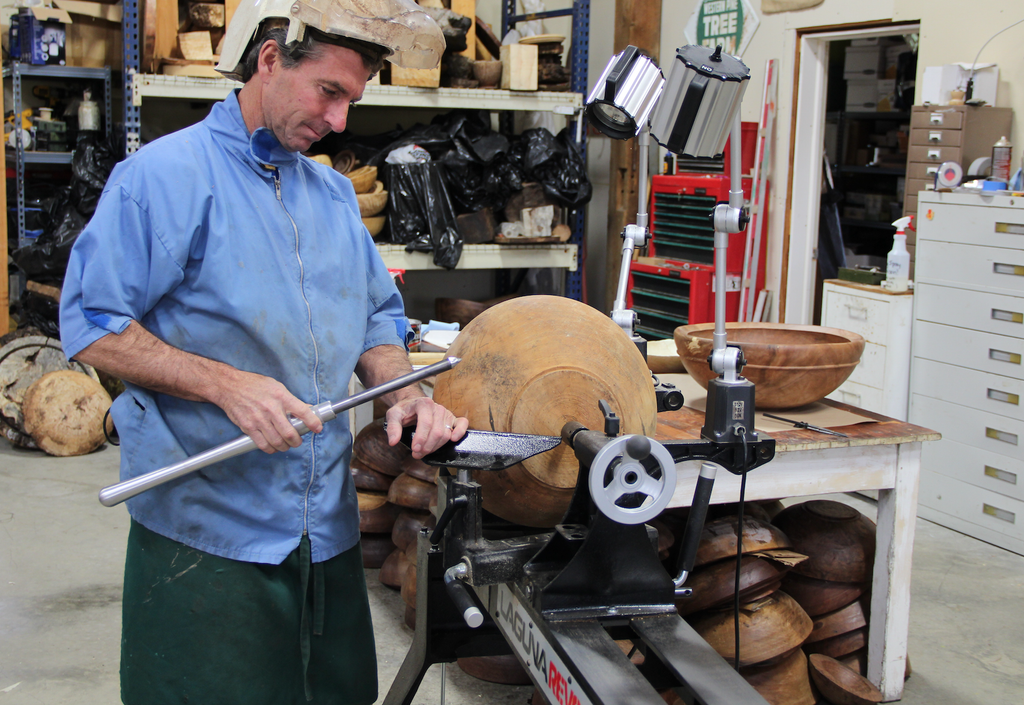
674 323 864 409
771 500 876 583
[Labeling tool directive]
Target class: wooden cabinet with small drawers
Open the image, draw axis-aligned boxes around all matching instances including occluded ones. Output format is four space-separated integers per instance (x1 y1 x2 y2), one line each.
910 191 1024 555
903 105 1013 228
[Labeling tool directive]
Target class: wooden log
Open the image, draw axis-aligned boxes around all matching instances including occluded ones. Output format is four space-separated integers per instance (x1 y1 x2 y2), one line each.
189 2 224 28
455 208 496 244
0 335 99 448
500 44 538 91
22 370 111 456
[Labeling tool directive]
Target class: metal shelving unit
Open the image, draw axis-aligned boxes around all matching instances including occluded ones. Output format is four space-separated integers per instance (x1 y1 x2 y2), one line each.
9 63 112 246
119 0 590 292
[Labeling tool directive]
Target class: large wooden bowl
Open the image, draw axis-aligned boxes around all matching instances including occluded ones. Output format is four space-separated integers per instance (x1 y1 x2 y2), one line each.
771 500 876 583
677 555 788 616
779 572 866 617
688 591 813 667
674 323 864 409
353 418 408 476
806 598 868 643
432 296 657 527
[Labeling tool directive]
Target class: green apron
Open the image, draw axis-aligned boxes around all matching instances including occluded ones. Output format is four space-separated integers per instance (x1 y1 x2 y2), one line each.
121 519 377 705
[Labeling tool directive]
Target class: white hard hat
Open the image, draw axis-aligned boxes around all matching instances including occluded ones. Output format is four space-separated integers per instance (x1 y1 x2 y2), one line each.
215 0 446 81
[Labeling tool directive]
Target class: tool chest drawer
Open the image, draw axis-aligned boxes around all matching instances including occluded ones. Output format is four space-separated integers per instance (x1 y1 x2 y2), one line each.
913 282 1024 340
918 470 1024 551
910 127 963 148
922 436 1024 503
910 107 965 130
916 241 1024 296
846 341 886 389
911 357 1024 421
912 320 1024 379
907 145 962 164
911 394 1024 463
822 288 893 345
827 379 884 412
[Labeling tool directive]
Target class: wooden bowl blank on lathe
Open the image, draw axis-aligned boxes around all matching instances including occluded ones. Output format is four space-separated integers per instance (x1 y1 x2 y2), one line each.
674 323 864 409
432 296 658 527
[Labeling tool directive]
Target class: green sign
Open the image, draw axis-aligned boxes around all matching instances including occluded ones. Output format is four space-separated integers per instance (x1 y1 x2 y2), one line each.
696 0 744 54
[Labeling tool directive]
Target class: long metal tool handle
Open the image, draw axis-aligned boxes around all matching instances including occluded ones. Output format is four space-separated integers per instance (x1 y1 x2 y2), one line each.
98 357 460 507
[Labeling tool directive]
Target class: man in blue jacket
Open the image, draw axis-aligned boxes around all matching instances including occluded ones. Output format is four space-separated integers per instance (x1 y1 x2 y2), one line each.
59 1 457 702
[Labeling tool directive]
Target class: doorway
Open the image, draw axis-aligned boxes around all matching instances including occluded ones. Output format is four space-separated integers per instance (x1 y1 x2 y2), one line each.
783 22 920 325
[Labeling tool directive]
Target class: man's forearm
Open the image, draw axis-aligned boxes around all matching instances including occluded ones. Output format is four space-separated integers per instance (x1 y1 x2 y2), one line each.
355 344 425 406
74 320 240 405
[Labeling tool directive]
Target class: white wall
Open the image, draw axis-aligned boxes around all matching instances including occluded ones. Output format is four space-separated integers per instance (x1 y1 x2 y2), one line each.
640 0 1023 322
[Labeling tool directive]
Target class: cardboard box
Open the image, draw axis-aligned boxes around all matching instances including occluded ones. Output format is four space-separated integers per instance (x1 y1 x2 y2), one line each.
845 79 878 112
54 1 122 70
844 46 882 80
921 63 999 106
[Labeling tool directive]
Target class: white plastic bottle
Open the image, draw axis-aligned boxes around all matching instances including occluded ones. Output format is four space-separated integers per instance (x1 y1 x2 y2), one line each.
884 216 912 293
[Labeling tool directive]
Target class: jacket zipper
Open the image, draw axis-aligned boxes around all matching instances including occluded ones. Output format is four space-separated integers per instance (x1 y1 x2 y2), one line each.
271 167 322 537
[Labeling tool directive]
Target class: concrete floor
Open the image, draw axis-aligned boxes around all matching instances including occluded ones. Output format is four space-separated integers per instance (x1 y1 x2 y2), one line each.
1 441 1022 704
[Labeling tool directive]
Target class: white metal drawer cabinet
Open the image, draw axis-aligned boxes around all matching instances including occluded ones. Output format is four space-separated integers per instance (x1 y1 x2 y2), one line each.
911 394 1024 463
821 281 913 420
911 320 1024 379
918 471 1024 553
911 357 1024 421
915 241 1024 297
921 437 1024 503
914 283 1024 340
915 197 1024 249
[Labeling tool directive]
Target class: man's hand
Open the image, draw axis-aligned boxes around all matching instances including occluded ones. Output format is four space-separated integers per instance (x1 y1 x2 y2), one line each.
73 321 324 454
210 370 324 454
384 396 468 459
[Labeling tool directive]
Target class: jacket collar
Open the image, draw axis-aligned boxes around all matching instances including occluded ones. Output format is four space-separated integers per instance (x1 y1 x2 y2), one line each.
207 89 300 171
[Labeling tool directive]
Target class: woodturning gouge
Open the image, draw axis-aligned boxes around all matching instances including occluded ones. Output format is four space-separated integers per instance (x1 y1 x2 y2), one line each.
98 356 460 507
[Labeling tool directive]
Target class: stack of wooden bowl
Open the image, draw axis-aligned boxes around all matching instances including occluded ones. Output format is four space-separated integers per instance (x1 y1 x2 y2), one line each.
673 512 818 705
353 418 406 569
386 455 440 628
334 159 388 238
773 500 876 674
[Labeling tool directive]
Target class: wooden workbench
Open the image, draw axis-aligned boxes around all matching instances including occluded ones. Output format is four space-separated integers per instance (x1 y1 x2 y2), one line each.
655 401 939 702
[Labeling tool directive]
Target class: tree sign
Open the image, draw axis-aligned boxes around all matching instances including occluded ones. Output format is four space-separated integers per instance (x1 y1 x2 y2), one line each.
684 0 760 57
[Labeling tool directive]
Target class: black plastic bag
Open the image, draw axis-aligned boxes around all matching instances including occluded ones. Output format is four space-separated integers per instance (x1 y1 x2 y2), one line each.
71 132 118 216
11 187 86 278
512 127 592 208
384 163 463 269
15 291 61 338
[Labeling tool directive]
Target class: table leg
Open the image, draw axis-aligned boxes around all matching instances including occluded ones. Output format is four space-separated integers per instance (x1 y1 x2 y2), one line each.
868 441 921 701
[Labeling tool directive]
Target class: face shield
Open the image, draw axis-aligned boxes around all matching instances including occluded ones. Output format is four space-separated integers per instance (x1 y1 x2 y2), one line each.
216 0 446 81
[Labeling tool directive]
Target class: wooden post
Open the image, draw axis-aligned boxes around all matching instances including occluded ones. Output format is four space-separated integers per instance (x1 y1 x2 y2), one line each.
605 0 662 310
155 0 180 67
0 81 7 336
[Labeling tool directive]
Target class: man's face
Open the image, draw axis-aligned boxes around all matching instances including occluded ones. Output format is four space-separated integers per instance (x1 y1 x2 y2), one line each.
260 42 372 153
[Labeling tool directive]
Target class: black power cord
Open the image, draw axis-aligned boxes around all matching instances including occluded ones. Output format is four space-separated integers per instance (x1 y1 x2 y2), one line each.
733 430 751 670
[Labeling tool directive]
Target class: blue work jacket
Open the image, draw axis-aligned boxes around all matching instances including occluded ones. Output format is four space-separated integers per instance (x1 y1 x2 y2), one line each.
60 90 408 564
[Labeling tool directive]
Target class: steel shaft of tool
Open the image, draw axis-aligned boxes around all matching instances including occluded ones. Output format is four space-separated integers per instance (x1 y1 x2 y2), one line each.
98 357 460 507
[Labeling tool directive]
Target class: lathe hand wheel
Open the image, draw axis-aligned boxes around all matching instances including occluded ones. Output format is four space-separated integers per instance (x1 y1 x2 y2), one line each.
588 435 677 524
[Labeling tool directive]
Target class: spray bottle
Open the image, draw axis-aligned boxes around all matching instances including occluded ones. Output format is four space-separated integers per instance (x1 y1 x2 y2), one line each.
884 216 912 293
